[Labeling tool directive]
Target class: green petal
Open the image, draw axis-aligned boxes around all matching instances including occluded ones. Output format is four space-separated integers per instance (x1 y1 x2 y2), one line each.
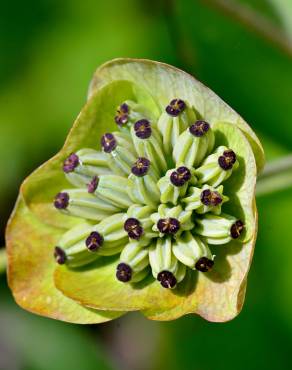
142 122 258 321
6 196 123 323
89 58 265 173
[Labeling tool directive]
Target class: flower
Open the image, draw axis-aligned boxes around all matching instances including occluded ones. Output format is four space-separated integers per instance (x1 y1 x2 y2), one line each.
6 59 265 324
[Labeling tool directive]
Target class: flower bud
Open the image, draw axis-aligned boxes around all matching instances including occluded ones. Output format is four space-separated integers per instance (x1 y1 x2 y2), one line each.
195 213 244 245
125 204 158 246
115 100 155 129
53 189 121 221
130 120 167 174
172 232 214 271
173 120 215 167
195 146 239 187
127 158 160 207
182 184 228 214
116 242 149 283
101 131 137 176
157 99 196 157
158 166 196 205
151 204 194 238
149 238 186 288
94 175 133 209
64 149 111 188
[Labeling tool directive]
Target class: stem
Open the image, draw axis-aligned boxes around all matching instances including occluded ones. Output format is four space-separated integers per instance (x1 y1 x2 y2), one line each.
256 155 292 196
0 248 7 274
201 0 292 58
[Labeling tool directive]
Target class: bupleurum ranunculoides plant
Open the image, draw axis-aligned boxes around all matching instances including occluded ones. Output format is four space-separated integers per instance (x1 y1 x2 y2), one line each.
6 59 265 324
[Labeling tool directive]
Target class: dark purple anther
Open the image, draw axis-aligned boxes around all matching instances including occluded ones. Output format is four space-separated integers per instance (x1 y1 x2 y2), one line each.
116 263 132 282
230 220 244 239
54 192 69 209
54 246 67 265
87 176 99 193
200 189 222 206
134 119 152 139
115 103 129 126
189 120 210 137
124 218 144 240
170 166 191 187
85 231 104 252
218 149 237 170
101 133 117 153
131 157 150 177
63 153 79 173
195 257 214 272
157 218 180 235
157 271 177 288
165 99 186 117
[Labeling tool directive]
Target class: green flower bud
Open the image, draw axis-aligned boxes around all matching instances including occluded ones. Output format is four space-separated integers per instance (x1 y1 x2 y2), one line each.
172 231 214 271
149 238 186 288
173 120 215 167
64 149 111 188
195 146 239 187
116 242 150 283
54 215 128 267
130 120 167 174
195 213 244 245
53 189 120 221
115 100 156 130
101 131 137 176
94 175 132 209
151 204 194 238
157 166 196 205
127 158 160 207
182 184 228 214
157 99 196 158
126 204 158 246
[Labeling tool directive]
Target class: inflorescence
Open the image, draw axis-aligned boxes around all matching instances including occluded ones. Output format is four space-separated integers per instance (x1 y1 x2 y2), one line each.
53 99 244 289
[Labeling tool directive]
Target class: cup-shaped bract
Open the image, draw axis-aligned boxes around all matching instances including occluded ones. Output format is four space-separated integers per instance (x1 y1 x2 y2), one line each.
6 59 264 324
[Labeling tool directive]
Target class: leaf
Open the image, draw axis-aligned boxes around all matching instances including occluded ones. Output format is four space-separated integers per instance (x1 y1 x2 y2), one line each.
88 59 265 173
6 195 123 323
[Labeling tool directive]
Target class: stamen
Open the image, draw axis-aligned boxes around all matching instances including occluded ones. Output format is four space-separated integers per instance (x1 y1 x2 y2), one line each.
157 218 180 235
157 271 177 288
86 231 104 252
230 220 244 239
195 257 214 272
165 99 186 116
116 263 132 282
115 103 129 126
63 153 79 173
87 176 99 193
189 120 210 137
54 192 69 209
200 189 222 206
218 149 237 170
134 119 152 139
170 166 191 186
131 157 150 177
101 133 117 153
124 218 144 240
54 246 67 265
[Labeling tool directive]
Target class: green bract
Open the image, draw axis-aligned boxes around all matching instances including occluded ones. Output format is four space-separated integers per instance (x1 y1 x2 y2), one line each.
6 59 264 323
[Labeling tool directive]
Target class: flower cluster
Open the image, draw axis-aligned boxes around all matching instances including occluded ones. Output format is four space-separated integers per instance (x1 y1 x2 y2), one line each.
7 59 264 323
53 98 243 289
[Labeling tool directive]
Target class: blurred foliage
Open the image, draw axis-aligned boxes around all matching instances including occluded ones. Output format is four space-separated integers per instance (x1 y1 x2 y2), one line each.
0 0 291 369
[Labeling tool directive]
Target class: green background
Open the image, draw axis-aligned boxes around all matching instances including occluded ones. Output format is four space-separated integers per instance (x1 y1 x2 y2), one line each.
0 1 291 369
